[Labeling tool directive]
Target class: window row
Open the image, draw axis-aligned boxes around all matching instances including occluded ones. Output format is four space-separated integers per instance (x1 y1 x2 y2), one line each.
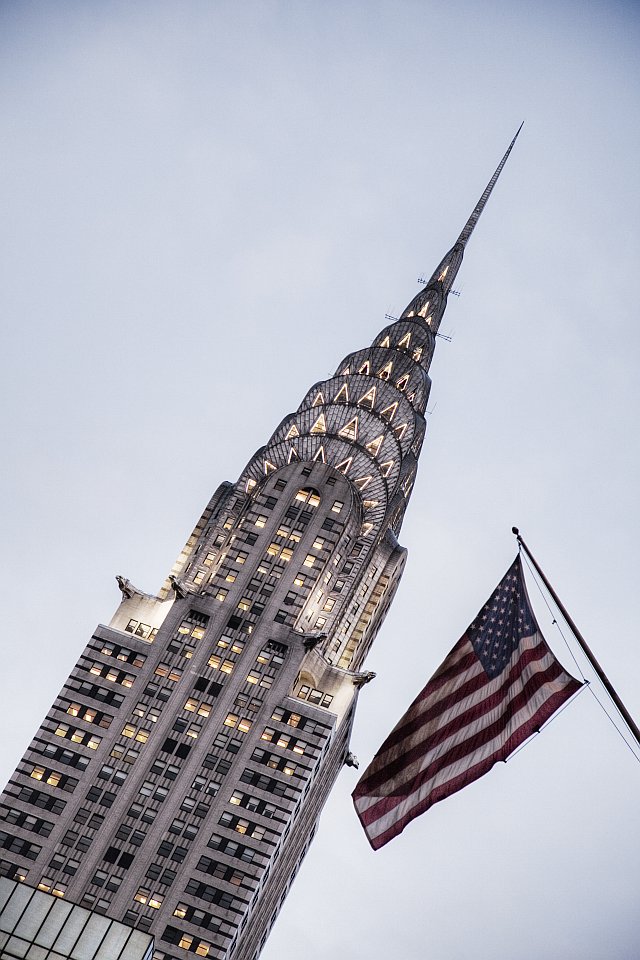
28 765 77 792
0 830 41 860
52 721 102 749
124 618 157 642
95 640 146 667
196 855 252 889
229 790 287 823
172 901 234 938
296 684 334 709
87 662 136 687
0 806 53 837
260 727 309 756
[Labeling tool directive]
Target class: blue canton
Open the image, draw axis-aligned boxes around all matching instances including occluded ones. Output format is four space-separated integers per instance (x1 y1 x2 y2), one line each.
467 557 537 679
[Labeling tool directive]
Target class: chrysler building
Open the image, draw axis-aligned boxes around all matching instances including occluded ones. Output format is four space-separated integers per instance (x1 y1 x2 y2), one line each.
0 129 520 960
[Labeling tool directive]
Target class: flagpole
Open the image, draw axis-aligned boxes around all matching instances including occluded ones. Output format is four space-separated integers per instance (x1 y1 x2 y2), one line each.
512 526 640 750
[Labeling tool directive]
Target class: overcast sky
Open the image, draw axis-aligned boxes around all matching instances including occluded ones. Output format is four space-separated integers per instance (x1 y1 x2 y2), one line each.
1 2 639 958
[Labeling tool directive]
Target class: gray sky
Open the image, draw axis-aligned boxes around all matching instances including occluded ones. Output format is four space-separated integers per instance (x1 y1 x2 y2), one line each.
1 2 639 958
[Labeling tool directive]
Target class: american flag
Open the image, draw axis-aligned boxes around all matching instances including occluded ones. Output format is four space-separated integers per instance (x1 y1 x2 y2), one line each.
352 555 582 850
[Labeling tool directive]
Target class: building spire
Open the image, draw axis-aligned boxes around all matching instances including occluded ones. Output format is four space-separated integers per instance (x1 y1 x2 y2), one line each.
401 123 523 323
455 121 524 247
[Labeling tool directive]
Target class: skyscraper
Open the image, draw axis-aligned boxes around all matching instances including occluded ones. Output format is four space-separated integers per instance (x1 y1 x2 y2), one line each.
0 129 520 960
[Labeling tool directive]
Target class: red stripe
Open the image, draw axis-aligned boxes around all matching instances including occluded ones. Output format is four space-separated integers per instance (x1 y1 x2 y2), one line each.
355 685 580 849
355 665 580 821
355 639 553 795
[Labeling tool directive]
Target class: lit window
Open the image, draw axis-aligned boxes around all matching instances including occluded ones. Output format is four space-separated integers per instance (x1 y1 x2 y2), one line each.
230 791 242 805
331 500 344 513
215 589 228 602
303 554 315 568
179 935 194 950
54 723 69 737
133 888 149 905
192 627 206 641
184 698 198 712
246 673 260 685
225 573 236 583
87 736 101 750
237 598 251 611
135 729 150 744
193 570 205 585
148 894 163 909
30 766 45 781
122 724 136 738
67 703 80 717
236 551 248 565
221 661 234 675
255 515 268 528
224 713 239 728
238 718 252 734
208 655 221 669
289 530 302 542
294 575 305 587
173 903 188 919
195 942 210 957
203 553 215 566
312 537 325 550
197 704 211 718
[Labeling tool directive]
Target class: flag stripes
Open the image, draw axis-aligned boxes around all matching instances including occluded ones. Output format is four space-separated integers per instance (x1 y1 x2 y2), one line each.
352 556 581 849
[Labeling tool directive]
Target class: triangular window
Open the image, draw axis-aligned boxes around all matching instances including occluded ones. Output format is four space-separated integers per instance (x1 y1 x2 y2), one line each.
335 456 353 475
362 499 379 511
365 435 384 457
285 423 300 440
396 374 410 392
287 447 300 463
378 335 390 348
360 522 374 536
310 414 327 435
264 460 277 475
313 446 326 463
358 360 371 376
358 387 376 410
339 417 358 441
312 391 325 408
334 384 349 403
341 366 351 376
407 391 416 403
412 346 423 362
379 459 394 478
377 361 393 381
353 475 372 491
380 402 398 422
393 423 408 441
246 478 257 493
397 332 411 350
